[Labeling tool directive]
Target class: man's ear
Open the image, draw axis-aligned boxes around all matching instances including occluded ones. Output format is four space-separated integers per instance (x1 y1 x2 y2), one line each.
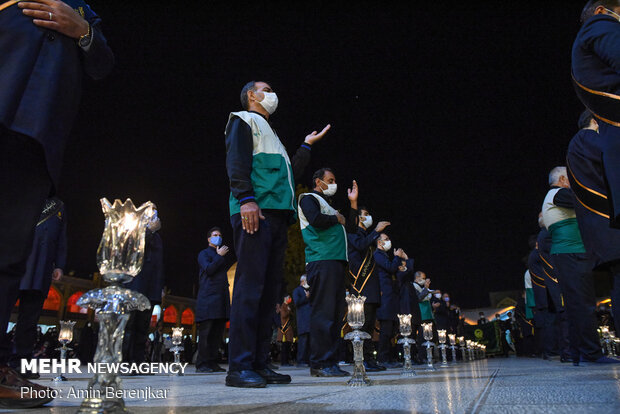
594 5 607 15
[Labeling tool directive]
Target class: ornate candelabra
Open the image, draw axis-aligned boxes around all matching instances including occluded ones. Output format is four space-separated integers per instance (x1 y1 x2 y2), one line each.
344 295 371 386
397 314 416 377
76 198 155 413
448 334 457 363
53 320 76 382
611 332 619 356
601 326 612 356
458 337 467 361
466 340 474 361
421 322 436 371
437 330 448 366
170 327 184 376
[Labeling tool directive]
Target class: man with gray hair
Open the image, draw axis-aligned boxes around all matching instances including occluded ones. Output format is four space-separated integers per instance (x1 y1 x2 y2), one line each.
541 167 606 365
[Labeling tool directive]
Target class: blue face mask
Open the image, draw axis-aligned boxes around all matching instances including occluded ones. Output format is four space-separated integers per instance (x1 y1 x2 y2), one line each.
210 235 222 246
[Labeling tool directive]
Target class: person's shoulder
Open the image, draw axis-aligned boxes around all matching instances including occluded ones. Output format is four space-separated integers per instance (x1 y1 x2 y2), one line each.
580 15 620 41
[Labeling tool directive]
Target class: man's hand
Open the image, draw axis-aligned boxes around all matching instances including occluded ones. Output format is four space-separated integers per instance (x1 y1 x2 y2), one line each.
304 124 331 145
425 278 431 289
216 245 229 256
19 0 89 39
305 290 310 298
401 250 409 260
375 221 390 232
240 201 265 234
336 212 346 225
52 268 63 281
394 248 404 258
432 301 441 309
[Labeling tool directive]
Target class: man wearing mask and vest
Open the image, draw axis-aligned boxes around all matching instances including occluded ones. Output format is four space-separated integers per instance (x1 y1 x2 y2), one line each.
541 167 615 364
298 168 359 377
224 81 330 387
347 206 390 371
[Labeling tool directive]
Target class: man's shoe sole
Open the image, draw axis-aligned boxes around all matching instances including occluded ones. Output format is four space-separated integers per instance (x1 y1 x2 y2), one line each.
0 396 54 409
264 377 291 384
225 379 267 388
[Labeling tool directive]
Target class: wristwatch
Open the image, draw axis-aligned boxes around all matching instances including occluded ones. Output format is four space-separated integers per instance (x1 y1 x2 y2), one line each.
78 24 92 48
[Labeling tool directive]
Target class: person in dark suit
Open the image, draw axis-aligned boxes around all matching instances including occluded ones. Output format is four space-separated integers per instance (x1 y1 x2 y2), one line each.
10 198 66 379
123 208 165 365
346 206 390 371
196 227 233 373
292 275 311 366
374 234 407 368
397 256 421 331
568 110 620 337
0 1 113 408
572 1 620 227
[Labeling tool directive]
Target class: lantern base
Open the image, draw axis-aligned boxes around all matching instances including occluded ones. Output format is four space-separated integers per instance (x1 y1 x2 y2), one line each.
344 329 372 387
439 344 449 366
423 341 436 371
397 337 416 377
76 282 150 414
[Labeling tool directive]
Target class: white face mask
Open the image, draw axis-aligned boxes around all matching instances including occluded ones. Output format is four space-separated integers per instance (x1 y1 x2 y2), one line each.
382 240 392 251
435 293 442 299
257 91 278 114
360 215 373 228
320 180 337 196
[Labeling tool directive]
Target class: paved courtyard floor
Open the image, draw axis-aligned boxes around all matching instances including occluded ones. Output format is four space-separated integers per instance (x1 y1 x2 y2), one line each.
4 357 620 413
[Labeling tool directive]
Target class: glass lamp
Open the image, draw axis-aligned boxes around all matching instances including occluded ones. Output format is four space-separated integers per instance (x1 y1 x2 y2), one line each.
169 327 185 375
397 314 415 376
437 329 448 366
53 320 76 382
458 336 467 362
448 334 457 363
421 322 435 371
344 295 371 386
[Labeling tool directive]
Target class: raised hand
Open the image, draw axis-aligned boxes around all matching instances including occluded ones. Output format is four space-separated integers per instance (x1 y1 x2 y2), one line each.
375 221 390 232
347 180 358 204
216 245 229 256
304 124 331 145
19 0 90 39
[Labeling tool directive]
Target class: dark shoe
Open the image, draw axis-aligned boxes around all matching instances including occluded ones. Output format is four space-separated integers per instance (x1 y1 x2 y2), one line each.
363 361 386 372
225 370 267 388
255 368 291 384
590 356 620 364
382 361 403 369
196 366 215 373
20 370 40 380
334 366 350 376
267 363 279 370
310 366 349 377
208 363 226 373
560 355 573 363
0 366 55 409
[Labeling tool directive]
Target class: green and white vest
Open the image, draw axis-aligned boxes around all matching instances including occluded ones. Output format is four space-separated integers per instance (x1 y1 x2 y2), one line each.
298 193 348 263
227 111 296 216
542 188 585 254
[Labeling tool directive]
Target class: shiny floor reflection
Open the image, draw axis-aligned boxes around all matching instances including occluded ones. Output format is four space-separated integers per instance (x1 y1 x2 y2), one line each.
4 357 619 413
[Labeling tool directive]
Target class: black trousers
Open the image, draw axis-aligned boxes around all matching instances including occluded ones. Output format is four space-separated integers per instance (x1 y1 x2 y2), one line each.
196 318 226 368
12 290 45 362
0 129 51 363
122 309 152 363
552 253 602 361
228 211 288 372
307 260 346 369
361 303 378 361
378 319 396 363
296 333 310 364
605 262 620 335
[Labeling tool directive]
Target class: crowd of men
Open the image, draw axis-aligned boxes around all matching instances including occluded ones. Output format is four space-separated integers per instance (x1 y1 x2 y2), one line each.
519 0 620 367
2 0 620 408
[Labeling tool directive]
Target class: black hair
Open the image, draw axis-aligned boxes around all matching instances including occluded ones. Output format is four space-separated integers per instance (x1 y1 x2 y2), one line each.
578 109 595 129
359 206 370 215
240 81 256 110
311 167 334 188
207 226 221 237
581 0 620 24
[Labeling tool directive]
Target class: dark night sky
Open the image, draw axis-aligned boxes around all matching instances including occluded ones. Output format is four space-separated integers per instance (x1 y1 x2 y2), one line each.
59 2 585 308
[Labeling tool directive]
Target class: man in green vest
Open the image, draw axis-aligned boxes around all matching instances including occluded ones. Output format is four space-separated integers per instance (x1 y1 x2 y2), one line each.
298 168 359 376
224 81 330 388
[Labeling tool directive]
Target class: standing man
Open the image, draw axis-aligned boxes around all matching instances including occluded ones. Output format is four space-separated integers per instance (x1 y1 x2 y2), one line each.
224 81 330 387
568 110 620 336
0 1 113 408
123 206 165 365
195 227 232 373
292 275 311 367
374 235 408 368
11 198 66 379
572 1 620 227
347 206 390 371
542 166 608 364
298 168 359 377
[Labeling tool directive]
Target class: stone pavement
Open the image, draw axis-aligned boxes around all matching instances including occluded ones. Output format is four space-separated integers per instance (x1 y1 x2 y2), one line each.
3 357 619 413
